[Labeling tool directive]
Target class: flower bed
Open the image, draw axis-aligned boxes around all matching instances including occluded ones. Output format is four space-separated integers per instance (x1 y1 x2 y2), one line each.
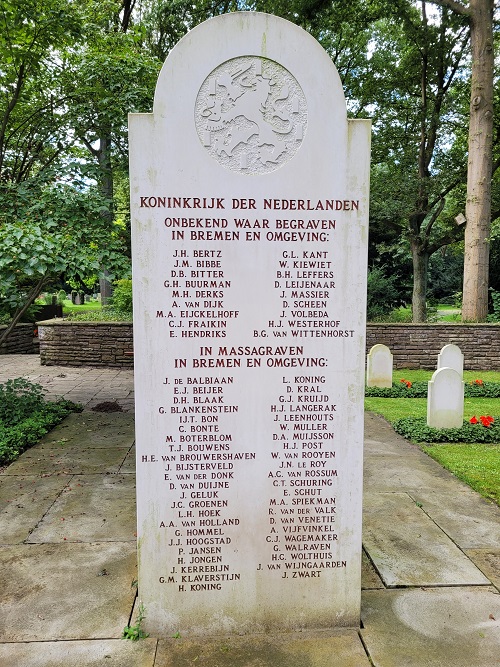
366 379 500 399
392 416 499 443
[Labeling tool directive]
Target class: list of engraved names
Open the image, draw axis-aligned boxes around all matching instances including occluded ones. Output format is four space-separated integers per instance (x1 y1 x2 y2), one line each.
138 195 359 594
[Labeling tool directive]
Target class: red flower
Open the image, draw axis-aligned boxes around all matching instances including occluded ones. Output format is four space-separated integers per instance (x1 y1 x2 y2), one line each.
471 415 494 427
400 379 412 388
474 379 484 385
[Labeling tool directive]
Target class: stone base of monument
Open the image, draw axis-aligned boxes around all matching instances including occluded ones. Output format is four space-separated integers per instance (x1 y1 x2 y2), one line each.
154 629 371 666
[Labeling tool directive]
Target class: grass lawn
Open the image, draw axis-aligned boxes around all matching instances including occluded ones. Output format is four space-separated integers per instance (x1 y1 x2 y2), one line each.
62 299 101 315
392 368 500 383
439 313 462 322
422 443 500 505
364 397 500 421
365 372 500 506
436 304 461 322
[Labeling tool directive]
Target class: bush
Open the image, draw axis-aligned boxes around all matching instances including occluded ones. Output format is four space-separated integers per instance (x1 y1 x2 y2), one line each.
0 401 80 464
65 308 132 322
379 306 413 323
367 266 404 321
0 378 45 426
111 279 133 314
392 416 500 443
488 288 500 322
366 381 428 398
366 380 500 399
0 378 81 465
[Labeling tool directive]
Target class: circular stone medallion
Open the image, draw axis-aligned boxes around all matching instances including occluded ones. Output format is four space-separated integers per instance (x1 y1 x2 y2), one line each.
195 56 307 175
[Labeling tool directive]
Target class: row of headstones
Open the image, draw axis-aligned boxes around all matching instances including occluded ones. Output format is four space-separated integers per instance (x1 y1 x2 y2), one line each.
367 343 465 428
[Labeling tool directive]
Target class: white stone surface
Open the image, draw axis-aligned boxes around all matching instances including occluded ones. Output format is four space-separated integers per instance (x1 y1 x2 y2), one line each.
366 344 393 388
427 367 464 428
437 343 463 377
129 12 370 635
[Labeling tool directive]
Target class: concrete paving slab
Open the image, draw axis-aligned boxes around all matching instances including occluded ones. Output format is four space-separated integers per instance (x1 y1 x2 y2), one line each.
364 436 423 457
28 474 136 543
0 543 137 641
36 412 135 449
120 446 136 473
113 401 135 413
4 445 130 476
0 639 158 667
364 412 409 444
364 452 469 493
466 549 500 593
363 414 423 458
407 489 500 550
154 630 371 667
0 355 134 410
0 475 70 544
361 587 500 667
361 551 384 590
363 492 490 587
37 412 134 445
62 391 101 400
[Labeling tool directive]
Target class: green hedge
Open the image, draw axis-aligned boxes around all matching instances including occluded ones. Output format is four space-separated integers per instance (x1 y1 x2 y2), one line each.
392 417 500 443
0 378 81 465
365 381 500 399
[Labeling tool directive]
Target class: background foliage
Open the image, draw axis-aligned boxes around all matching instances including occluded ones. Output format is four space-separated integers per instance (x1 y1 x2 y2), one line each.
0 0 498 331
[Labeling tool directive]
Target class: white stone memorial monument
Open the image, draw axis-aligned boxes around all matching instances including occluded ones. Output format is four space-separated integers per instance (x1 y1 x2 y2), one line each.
437 343 464 377
129 12 370 635
427 367 464 428
366 343 393 388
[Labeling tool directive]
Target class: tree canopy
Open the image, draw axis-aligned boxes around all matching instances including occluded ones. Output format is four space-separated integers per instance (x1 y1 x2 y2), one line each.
0 0 498 336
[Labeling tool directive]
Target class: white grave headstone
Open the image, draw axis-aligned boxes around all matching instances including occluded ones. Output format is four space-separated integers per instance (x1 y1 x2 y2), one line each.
366 344 393 388
437 343 463 377
129 12 370 635
427 367 464 428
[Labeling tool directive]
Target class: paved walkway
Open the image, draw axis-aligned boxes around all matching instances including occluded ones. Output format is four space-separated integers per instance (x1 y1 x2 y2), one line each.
0 354 135 412
0 355 499 666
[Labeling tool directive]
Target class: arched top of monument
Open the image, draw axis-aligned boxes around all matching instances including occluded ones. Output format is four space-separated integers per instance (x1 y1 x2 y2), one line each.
152 11 347 126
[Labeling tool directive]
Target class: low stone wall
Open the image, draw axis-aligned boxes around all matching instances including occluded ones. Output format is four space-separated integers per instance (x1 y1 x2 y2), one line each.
366 323 500 370
38 320 133 367
37 321 500 370
0 323 38 355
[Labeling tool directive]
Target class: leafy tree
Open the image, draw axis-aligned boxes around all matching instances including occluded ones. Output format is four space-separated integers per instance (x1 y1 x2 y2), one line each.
366 265 406 320
60 2 160 199
0 0 83 183
139 0 246 62
57 0 160 301
427 249 464 301
365 2 470 320
429 0 496 321
0 177 129 346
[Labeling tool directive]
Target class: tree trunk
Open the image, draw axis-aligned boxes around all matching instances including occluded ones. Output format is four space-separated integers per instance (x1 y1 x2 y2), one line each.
97 132 114 306
0 275 49 348
462 0 494 321
100 270 113 306
411 242 429 322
